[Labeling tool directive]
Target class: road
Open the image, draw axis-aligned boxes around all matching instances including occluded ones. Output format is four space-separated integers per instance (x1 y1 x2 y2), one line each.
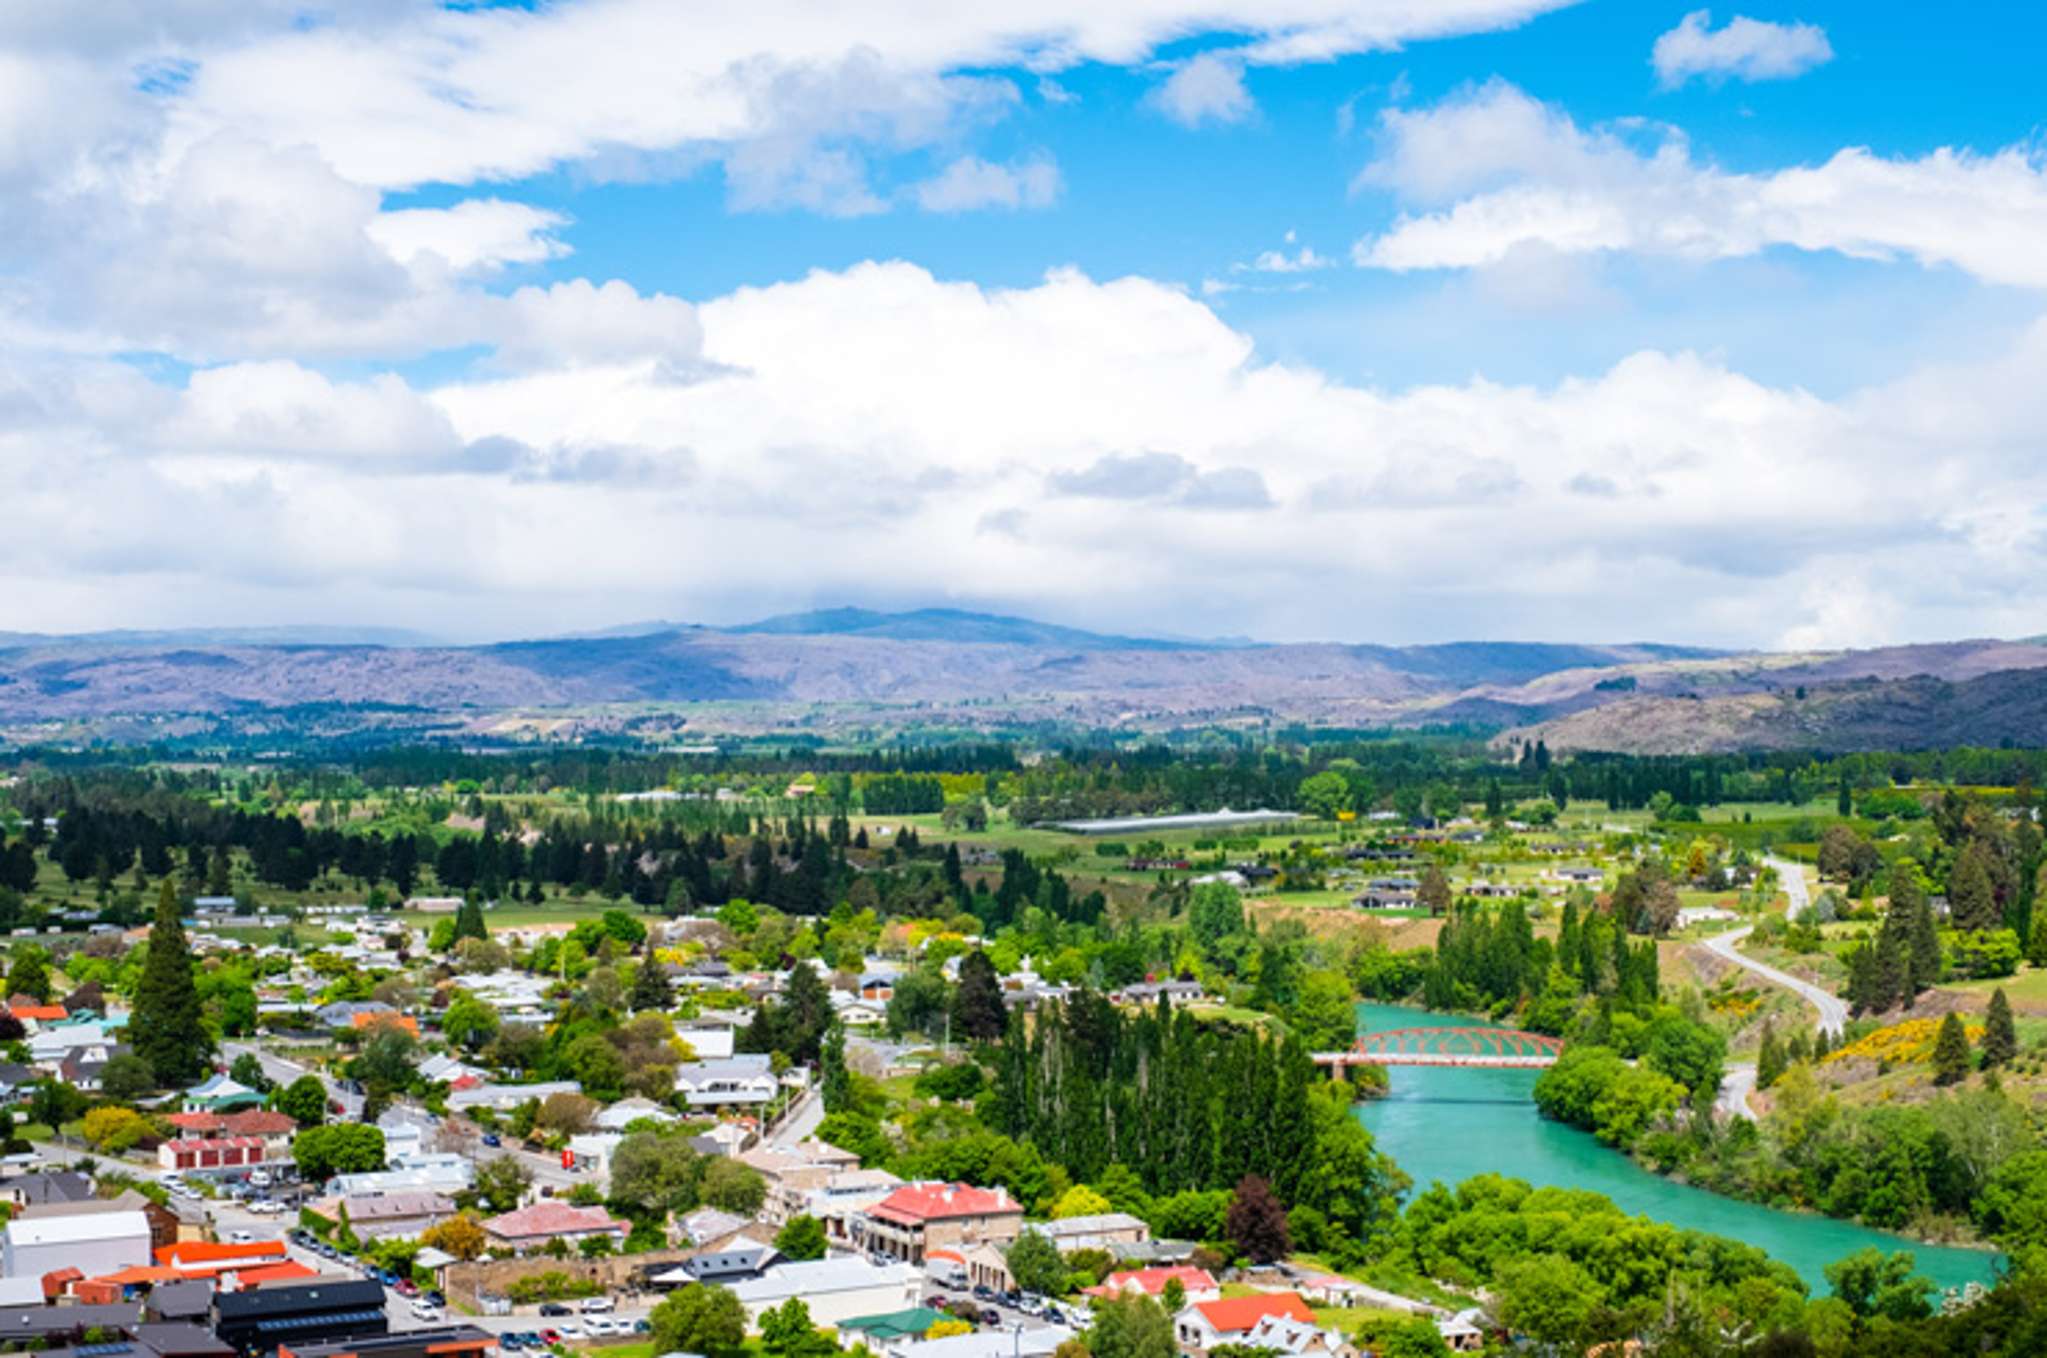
1765 855 1812 920
1715 1062 1759 1123
224 1040 365 1118
767 1090 822 1147
1703 925 1848 1038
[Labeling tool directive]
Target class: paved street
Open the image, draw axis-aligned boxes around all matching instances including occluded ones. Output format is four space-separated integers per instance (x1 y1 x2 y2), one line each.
1703 924 1848 1037
223 1040 366 1118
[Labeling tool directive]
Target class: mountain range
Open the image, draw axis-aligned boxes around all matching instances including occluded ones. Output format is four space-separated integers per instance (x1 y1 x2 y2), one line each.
1 608 2044 752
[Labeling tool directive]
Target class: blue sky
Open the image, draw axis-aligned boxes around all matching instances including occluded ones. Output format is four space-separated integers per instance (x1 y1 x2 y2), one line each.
3 2 2046 647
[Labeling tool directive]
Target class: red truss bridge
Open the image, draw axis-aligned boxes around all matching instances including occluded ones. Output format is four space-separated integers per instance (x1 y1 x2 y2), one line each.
1313 1026 1565 1070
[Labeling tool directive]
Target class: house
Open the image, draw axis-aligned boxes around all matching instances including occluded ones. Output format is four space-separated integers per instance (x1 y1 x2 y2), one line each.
675 1208 750 1248
889 1324 1077 1358
402 897 464 913
1174 1293 1317 1355
1234 1313 1356 1358
1352 890 1417 911
313 1001 398 1030
836 1306 953 1354
145 1280 217 1323
0 1304 140 1347
446 1080 581 1113
154 1240 296 1285
737 1140 863 1225
675 1054 779 1110
727 1257 920 1326
678 1239 780 1285
850 1182 1024 1266
2 1210 152 1279
1025 1213 1150 1251
182 1072 262 1112
20 1189 181 1253
593 1098 676 1132
276 1325 497 1358
328 1157 473 1198
1086 1267 1219 1304
168 1109 298 1159
855 974 896 1003
688 1123 755 1159
212 1277 389 1356
1435 1310 1484 1352
565 1132 623 1178
160 1136 265 1173
1111 980 1207 1007
674 1020 736 1060
331 1192 457 1241
373 1108 436 1162
794 1168 904 1249
4 1171 95 1209
482 1202 628 1255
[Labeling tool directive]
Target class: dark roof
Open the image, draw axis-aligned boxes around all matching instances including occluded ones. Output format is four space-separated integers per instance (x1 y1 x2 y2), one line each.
683 1245 777 1283
13 1171 96 1205
133 1322 236 1358
0 1304 139 1339
144 1283 216 1322
284 1328 495 1358
213 1279 385 1322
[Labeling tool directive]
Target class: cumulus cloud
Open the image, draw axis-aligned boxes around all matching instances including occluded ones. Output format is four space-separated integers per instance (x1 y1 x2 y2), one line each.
367 200 570 273
1352 81 2047 289
1148 53 1255 127
914 154 1060 212
1652 10 1833 89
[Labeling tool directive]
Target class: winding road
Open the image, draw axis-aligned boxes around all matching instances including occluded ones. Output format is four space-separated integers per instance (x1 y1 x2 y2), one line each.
1708 858 1842 1121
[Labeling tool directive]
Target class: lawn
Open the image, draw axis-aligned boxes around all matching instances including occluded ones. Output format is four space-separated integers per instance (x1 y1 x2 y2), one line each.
1938 965 2047 1015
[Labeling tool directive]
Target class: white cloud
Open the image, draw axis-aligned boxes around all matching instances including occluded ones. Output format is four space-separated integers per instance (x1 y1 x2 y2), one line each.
1652 10 1833 90
367 200 570 274
1148 53 1255 127
1353 81 2047 289
914 154 1060 212
1236 232 1334 273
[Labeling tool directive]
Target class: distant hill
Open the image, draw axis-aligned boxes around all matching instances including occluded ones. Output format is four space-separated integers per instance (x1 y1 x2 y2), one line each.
0 609 2041 750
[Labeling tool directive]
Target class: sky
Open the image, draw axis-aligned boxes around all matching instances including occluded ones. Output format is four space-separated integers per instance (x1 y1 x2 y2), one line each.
3 1 2046 649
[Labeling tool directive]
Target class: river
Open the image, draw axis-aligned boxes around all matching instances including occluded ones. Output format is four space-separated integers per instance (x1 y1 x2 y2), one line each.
1350 1002 2001 1294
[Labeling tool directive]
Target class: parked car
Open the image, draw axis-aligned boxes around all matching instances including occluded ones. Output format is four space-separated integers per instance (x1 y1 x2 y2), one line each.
539 1332 562 1347
579 1296 614 1314
500 1336 526 1351
630 1321 650 1335
249 1199 285 1215
426 1291 447 1308
410 1303 443 1322
539 1303 571 1317
229 1229 255 1244
556 1323 586 1341
482 1133 502 1147
972 1286 995 1301
585 1319 624 1337
396 1280 419 1297
978 1309 1001 1326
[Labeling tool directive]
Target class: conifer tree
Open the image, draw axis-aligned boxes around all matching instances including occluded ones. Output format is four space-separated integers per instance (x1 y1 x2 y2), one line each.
951 949 1009 1042
1930 1012 1971 1087
819 1021 851 1114
1981 989 2018 1070
629 955 672 1013
133 877 212 1087
1948 843 1999 932
1756 1025 1786 1091
453 894 489 944
1812 1027 1831 1061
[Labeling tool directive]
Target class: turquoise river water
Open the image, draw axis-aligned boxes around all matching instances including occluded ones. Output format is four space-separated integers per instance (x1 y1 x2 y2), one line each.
1350 1002 2001 1294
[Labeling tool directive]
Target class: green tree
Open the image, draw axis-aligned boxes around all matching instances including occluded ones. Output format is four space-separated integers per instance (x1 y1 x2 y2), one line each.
1494 1252 1599 1351
291 1123 386 1180
453 896 489 944
5 947 51 1003
609 1131 702 1215
1296 770 1351 820
1949 842 2000 933
759 1299 834 1358
132 878 212 1086
699 1157 766 1215
1416 864 1452 916
442 993 500 1051
473 1155 533 1214
819 1021 852 1114
951 950 1008 1042
1288 969 1357 1052
1006 1229 1067 1297
1369 1318 1453 1358
1085 1295 1174 1358
100 1053 157 1102
1756 1024 1786 1092
774 1214 827 1261
1824 1247 1935 1322
1931 1012 1972 1087
228 1052 272 1093
1981 988 2018 1070
649 1284 747 1358
276 1074 329 1126
629 958 672 1013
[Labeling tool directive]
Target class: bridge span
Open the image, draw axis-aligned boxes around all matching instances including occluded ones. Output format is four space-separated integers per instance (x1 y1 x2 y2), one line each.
1314 1025 1564 1071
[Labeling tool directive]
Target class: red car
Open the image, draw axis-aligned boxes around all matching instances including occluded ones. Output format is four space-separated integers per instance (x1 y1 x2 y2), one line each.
395 1280 418 1298
540 1332 562 1347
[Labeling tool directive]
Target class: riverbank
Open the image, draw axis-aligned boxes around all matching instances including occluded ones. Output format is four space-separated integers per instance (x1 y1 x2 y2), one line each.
1350 1001 2003 1294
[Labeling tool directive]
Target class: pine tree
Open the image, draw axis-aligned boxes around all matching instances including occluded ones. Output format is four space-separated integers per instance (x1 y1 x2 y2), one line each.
820 1021 852 1113
629 956 672 1013
1948 842 2000 932
5 948 50 1004
1812 1027 1831 1061
132 878 212 1087
453 895 489 944
1930 1012 1971 1086
1981 989 2018 1069
206 846 232 899
1756 1025 1786 1091
951 949 1008 1042
1890 864 1943 994
1871 920 1909 1012
1837 774 1853 818
2031 907 2047 969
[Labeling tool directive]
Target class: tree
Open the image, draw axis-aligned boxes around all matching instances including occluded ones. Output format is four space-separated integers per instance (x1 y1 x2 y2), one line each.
1416 865 1451 917
131 879 213 1087
535 1092 598 1137
1085 1295 1175 1358
562 1033 628 1102
229 1052 272 1094
1824 1247 1935 1322
1931 1013 1972 1087
1224 1174 1289 1263
292 1123 386 1180
1006 1229 1067 1297
1756 1025 1786 1092
100 1053 158 1102
351 1026 419 1094
1981 989 2018 1070
276 1074 329 1126
453 896 489 944
1296 771 1351 821
442 993 500 1051
649 1284 747 1358
774 1214 827 1262
759 1299 834 1358
6 947 51 1003
473 1155 533 1214
951 950 1008 1042
699 1157 766 1215
83 1106 148 1151
1052 1185 1113 1220
418 1213 488 1261
819 1021 852 1114
1949 842 2000 933
629 958 673 1013
610 1131 702 1214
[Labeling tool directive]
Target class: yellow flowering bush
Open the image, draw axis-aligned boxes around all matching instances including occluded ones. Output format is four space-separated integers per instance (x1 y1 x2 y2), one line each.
1824 1017 1983 1066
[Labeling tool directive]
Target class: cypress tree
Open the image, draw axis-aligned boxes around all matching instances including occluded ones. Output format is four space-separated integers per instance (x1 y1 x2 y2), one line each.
1871 921 1909 1012
1948 843 1999 932
453 895 488 944
629 955 672 1012
133 877 212 1087
1756 1025 1786 1091
819 1021 852 1113
1981 989 2018 1069
1892 865 1943 994
1812 1027 1831 1061
1931 1012 1971 1087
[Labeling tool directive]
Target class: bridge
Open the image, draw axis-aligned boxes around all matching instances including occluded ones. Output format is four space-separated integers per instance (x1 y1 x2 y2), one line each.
1313 1026 1565 1071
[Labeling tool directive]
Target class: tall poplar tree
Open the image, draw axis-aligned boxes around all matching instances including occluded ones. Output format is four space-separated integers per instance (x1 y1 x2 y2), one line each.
133 878 212 1086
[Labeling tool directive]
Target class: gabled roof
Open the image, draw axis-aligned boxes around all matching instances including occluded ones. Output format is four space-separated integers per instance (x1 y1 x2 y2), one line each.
483 1202 627 1240
1189 1292 1316 1333
867 1181 1019 1226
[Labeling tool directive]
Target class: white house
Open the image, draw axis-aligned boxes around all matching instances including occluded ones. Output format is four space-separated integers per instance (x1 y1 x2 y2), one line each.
676 1055 779 1110
728 1258 920 1326
2 1210 151 1279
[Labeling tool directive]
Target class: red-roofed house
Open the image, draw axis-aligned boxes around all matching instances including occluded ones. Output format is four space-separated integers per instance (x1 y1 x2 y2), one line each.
1087 1266 1220 1304
231 1260 318 1289
155 1239 291 1281
482 1202 628 1255
850 1182 1023 1265
10 1003 69 1026
218 1108 298 1157
1175 1292 1317 1355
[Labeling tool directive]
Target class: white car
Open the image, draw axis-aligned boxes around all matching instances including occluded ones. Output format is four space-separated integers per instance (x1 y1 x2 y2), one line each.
589 1319 628 1337
229 1229 255 1244
578 1297 614 1314
554 1323 585 1341
410 1302 444 1322
248 1199 286 1215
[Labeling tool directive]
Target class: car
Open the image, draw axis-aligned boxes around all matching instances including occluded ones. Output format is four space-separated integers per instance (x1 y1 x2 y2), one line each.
249 1199 285 1215
631 1321 650 1335
229 1229 255 1244
249 1170 273 1187
410 1303 443 1322
539 1332 562 1347
539 1304 571 1318
519 1333 545 1347
1041 1307 1065 1326
396 1280 419 1297
579 1297 614 1314
482 1133 502 1147
972 1286 995 1301
427 1291 446 1308
583 1319 620 1337
978 1310 1001 1326
499 1336 526 1351
555 1323 586 1341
